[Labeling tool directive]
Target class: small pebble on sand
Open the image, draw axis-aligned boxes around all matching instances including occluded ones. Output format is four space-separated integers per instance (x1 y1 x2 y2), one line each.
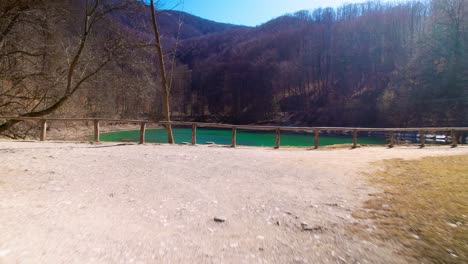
214 217 226 223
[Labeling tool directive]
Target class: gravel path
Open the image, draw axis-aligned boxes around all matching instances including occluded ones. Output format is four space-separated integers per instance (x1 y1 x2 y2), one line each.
1 141 467 264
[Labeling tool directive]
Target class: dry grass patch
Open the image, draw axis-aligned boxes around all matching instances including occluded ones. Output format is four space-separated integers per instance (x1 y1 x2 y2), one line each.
353 155 468 263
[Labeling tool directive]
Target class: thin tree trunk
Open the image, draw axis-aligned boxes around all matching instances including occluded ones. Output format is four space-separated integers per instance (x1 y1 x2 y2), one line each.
149 0 174 144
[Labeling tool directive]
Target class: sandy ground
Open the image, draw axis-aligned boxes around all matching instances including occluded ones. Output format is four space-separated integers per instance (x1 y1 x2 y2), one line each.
0 141 467 264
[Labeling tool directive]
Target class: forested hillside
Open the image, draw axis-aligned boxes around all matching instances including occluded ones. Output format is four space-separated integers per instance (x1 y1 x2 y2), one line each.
0 0 240 136
1 0 467 137
176 1 468 127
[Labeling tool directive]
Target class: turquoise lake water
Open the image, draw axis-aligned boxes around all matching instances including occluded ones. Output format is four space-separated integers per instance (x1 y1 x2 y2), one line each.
100 127 387 147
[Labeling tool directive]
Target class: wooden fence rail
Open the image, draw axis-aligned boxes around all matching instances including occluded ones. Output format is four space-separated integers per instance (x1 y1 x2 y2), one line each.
1 116 467 149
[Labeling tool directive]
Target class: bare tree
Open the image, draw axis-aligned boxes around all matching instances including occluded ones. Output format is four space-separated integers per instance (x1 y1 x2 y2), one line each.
0 0 133 135
149 0 175 144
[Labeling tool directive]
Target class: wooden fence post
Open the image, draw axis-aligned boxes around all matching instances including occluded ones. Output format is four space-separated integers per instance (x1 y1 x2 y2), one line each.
352 129 358 148
231 127 237 148
93 120 100 142
191 124 197 145
451 129 457 148
139 122 146 144
388 131 394 148
40 119 47 141
419 130 425 148
275 128 280 149
314 129 319 149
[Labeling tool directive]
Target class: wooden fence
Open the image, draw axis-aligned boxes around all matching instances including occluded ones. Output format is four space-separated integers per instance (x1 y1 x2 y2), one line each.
1 116 468 149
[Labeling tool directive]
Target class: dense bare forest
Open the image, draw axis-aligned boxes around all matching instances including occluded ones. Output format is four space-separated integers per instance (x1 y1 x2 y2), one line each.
178 0 467 127
1 0 467 137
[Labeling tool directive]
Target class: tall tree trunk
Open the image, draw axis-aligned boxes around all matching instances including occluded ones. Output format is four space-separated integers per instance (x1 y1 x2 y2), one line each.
149 0 174 144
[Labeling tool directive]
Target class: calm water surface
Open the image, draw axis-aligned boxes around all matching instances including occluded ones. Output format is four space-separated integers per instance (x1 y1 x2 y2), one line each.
100 128 387 147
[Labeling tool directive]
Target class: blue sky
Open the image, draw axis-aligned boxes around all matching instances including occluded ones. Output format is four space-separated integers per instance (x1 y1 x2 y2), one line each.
158 0 375 26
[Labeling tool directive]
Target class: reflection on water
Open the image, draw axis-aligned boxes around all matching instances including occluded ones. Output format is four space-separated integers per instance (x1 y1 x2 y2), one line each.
100 128 467 146
101 128 388 147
